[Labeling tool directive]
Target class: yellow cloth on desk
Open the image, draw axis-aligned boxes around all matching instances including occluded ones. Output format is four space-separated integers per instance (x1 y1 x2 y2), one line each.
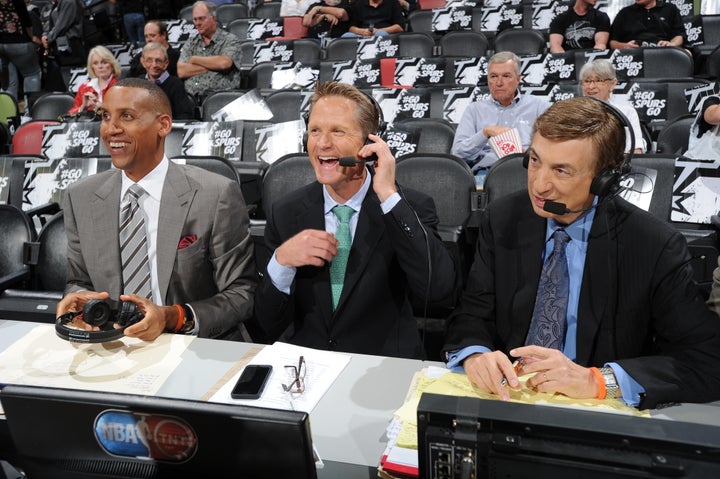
394 370 651 449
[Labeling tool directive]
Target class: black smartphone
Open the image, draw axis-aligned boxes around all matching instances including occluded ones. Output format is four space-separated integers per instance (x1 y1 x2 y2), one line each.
231 364 273 400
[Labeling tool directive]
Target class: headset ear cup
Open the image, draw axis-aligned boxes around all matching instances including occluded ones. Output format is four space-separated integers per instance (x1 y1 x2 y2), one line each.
590 167 620 197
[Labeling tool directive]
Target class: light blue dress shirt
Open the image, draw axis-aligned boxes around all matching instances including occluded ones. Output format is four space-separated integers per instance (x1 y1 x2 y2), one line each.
451 91 549 170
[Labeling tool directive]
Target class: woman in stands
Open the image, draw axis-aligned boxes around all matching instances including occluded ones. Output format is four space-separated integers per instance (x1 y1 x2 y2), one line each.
579 59 646 154
68 45 120 115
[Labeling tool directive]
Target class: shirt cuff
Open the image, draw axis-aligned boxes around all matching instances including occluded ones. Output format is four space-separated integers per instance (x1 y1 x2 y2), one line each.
185 303 199 336
380 192 401 214
267 252 296 295
607 362 645 407
445 345 492 372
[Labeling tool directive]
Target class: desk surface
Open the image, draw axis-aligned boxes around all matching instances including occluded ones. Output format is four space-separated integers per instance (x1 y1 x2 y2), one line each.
0 320 439 478
2 319 720 479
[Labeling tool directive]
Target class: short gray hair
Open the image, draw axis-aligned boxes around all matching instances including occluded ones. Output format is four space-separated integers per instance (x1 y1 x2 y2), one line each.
579 59 617 82
193 1 217 18
488 51 521 74
141 42 168 61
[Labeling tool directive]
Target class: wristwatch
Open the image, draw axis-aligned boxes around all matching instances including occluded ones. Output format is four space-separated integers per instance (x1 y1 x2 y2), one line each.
179 304 196 334
599 367 620 399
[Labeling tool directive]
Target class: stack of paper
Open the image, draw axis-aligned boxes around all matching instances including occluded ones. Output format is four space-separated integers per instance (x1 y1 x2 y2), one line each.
377 366 651 479
488 127 523 158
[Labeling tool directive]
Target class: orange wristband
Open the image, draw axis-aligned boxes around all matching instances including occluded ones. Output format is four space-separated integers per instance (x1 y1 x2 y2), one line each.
589 367 606 399
172 304 185 332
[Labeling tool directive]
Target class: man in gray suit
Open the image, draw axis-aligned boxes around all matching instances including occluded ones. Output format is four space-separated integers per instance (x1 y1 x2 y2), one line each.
57 77 256 342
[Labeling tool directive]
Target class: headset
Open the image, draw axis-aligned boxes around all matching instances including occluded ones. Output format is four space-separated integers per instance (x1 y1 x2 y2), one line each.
523 96 634 199
55 299 145 343
302 89 387 161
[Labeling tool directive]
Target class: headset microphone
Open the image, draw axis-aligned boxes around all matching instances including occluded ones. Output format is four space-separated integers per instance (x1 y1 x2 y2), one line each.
543 201 597 215
338 154 378 167
543 201 572 215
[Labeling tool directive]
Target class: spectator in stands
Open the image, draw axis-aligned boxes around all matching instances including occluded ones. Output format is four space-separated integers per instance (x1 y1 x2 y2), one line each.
254 81 456 359
68 45 120 115
443 96 720 410
109 0 146 48
579 59 646 153
549 0 610 53
452 51 549 189
0 0 42 101
281 0 315 17
141 42 195 120
303 0 350 39
609 0 685 50
177 1 241 103
59 77 257 341
342 0 404 38
685 94 720 159
128 20 180 78
41 0 85 66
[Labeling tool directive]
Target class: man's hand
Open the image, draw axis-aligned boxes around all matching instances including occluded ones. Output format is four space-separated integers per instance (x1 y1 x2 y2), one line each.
482 125 511 138
56 291 110 329
510 345 599 399
463 350 522 401
365 133 398 202
275 229 339 268
120 294 175 341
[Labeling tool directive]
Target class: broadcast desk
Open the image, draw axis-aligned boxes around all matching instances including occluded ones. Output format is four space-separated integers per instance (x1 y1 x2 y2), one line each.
2 319 720 479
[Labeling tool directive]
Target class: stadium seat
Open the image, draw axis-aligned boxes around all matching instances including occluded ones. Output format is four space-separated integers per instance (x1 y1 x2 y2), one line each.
439 30 489 58
655 113 695 156
493 28 547 56
392 118 456 157
253 2 281 19
30 92 75 121
11 120 60 155
261 152 315 219
217 3 250 29
0 205 35 293
480 152 526 210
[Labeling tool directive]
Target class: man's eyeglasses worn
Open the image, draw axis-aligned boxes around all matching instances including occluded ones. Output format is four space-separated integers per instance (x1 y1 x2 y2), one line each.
282 355 306 397
581 79 612 86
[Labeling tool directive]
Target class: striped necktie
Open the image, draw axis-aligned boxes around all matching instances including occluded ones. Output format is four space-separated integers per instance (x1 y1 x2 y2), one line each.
120 184 152 300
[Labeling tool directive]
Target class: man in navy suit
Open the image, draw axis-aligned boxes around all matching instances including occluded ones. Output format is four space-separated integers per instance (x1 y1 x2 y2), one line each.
443 97 720 409
254 81 456 359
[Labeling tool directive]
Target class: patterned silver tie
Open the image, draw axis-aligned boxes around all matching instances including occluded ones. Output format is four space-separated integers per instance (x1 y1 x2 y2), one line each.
525 229 571 350
120 184 152 300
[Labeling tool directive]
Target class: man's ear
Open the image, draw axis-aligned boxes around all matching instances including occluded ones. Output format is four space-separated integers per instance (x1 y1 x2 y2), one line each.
158 113 172 138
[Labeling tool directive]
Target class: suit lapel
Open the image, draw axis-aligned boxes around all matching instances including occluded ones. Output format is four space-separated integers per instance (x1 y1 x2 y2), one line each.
576 201 615 365
90 172 123 297
298 185 335 324
156 162 195 303
512 208 546 347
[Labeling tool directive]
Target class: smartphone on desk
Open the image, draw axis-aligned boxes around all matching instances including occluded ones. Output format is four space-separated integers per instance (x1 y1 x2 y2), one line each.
231 364 273 400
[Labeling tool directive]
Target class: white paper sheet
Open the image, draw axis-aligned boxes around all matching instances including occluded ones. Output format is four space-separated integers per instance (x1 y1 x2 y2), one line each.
209 341 351 413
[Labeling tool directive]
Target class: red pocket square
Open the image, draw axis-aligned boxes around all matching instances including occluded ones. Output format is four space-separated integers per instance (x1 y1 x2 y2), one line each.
178 234 197 250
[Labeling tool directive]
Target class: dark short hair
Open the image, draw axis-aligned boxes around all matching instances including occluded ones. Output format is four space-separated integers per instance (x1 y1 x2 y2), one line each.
111 78 172 117
308 82 379 138
533 97 625 174
146 19 168 38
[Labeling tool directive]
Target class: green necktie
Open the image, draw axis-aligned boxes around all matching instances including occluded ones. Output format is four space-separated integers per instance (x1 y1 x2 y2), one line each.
330 205 355 310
